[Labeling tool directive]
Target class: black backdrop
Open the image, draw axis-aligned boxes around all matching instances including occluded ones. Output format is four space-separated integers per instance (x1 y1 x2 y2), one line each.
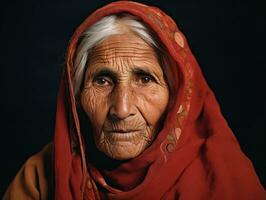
1 0 265 196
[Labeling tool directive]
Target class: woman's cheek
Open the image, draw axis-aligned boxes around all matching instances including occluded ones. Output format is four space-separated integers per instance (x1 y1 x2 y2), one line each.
137 86 169 122
81 89 97 116
81 87 109 127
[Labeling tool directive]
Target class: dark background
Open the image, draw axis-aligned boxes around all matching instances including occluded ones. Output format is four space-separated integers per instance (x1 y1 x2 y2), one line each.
1 0 265 196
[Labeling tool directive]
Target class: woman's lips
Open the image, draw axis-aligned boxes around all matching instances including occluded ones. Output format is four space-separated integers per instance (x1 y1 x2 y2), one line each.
104 130 143 142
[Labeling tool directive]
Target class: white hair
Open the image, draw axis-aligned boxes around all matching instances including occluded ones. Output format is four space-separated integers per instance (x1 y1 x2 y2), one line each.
74 14 167 96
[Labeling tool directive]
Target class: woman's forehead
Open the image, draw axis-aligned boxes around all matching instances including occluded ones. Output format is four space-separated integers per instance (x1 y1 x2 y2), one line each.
90 34 157 62
87 33 163 73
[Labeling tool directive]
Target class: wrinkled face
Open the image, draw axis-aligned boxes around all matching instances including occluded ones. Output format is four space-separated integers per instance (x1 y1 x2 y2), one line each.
80 33 169 160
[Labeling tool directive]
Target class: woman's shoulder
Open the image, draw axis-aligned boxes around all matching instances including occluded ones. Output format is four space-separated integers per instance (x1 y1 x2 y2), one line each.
25 142 53 169
3 143 53 200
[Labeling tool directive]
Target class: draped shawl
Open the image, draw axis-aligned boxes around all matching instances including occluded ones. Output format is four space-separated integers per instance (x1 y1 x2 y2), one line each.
53 1 266 199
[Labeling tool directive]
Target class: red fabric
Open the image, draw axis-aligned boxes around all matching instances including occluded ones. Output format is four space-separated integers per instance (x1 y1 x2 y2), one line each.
53 1 266 199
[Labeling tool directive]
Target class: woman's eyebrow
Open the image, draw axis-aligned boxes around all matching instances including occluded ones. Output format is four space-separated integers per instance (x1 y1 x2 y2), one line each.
132 67 160 80
132 67 153 75
93 68 118 80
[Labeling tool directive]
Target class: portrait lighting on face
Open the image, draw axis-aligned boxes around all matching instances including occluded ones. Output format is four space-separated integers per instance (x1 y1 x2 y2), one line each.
80 33 169 160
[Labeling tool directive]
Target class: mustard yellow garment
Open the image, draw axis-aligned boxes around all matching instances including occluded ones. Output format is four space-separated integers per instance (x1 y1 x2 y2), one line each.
3 143 52 200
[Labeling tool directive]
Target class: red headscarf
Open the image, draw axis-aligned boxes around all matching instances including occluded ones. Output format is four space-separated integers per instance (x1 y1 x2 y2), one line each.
53 1 266 199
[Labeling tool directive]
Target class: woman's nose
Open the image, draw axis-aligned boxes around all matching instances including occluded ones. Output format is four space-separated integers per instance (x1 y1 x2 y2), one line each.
109 86 136 120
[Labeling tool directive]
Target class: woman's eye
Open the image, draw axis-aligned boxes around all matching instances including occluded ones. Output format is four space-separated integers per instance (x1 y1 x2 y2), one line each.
94 76 112 86
138 75 155 85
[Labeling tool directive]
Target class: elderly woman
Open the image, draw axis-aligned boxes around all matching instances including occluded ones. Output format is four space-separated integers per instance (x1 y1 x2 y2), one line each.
3 1 265 200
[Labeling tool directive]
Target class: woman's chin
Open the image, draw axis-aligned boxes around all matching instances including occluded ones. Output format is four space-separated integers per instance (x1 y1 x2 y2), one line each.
98 141 147 160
